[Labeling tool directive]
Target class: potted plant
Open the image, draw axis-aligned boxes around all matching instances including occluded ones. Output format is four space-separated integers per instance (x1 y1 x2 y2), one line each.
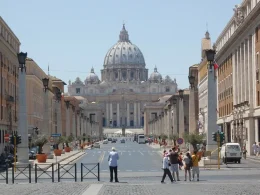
54 136 65 156
34 134 48 163
64 134 73 152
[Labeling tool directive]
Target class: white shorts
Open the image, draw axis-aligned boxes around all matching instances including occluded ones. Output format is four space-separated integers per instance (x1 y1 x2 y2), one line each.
170 164 179 172
192 166 200 174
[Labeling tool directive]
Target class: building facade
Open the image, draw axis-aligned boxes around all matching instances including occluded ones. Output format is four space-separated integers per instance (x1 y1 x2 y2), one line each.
215 0 260 154
198 31 212 135
0 16 20 153
68 25 178 128
145 90 190 145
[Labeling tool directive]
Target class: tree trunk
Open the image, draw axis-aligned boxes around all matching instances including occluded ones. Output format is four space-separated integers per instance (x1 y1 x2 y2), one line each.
192 144 198 152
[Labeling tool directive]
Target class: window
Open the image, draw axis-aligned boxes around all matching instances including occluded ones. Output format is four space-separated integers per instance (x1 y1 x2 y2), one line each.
76 88 80 94
165 86 170 92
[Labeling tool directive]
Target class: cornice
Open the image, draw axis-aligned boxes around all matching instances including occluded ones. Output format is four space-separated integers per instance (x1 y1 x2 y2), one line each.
216 3 260 60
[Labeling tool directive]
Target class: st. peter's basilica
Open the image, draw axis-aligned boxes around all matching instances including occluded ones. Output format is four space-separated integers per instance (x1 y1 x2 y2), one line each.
68 25 178 128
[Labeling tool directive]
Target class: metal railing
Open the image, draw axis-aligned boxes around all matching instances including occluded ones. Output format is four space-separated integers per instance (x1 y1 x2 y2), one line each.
0 164 8 184
81 163 100 181
58 163 77 182
35 163 54 183
12 164 32 184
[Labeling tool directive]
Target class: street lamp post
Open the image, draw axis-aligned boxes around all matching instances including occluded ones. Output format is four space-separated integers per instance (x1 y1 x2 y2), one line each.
188 75 197 134
205 49 218 151
42 77 49 136
178 89 184 140
17 52 29 164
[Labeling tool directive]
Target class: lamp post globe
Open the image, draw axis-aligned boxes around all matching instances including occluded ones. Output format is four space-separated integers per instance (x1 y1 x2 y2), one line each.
178 89 184 98
56 90 62 101
188 75 195 86
17 52 27 65
172 98 177 105
205 49 216 63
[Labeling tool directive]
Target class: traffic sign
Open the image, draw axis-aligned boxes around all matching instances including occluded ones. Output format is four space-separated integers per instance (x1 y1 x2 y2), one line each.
177 138 184 145
51 133 61 137
4 134 9 142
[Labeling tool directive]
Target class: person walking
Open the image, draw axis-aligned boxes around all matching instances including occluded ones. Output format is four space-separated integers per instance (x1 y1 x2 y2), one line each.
108 147 119 182
252 142 258 156
169 148 180 181
191 150 201 181
161 153 174 183
183 152 192 181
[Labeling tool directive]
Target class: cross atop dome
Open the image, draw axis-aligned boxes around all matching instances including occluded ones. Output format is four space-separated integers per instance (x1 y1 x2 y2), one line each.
91 67 95 73
119 24 130 42
154 65 158 72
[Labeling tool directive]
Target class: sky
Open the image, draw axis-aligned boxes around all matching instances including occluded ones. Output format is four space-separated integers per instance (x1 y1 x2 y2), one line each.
0 0 241 91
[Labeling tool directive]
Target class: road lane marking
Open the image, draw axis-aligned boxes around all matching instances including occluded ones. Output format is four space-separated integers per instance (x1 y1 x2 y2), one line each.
121 152 123 155
82 184 103 195
98 151 105 163
126 170 132 172
151 170 158 172
139 151 144 156
129 152 131 156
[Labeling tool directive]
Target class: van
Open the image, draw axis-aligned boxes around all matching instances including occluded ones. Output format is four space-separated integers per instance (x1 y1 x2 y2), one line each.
220 143 242 164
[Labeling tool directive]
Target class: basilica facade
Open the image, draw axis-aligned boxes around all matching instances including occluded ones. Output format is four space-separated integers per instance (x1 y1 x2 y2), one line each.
68 25 178 128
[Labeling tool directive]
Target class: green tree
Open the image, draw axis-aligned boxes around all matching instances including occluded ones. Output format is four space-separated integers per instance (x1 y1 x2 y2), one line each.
160 134 168 140
183 132 205 151
169 134 179 146
33 134 48 154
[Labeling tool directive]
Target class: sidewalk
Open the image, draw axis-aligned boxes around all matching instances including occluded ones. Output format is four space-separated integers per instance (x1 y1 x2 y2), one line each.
31 149 86 171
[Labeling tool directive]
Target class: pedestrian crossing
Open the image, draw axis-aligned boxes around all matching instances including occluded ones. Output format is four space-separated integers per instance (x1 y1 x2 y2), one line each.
88 150 160 156
100 169 161 172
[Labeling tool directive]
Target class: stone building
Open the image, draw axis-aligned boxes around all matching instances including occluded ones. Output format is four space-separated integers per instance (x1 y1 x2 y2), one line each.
215 0 260 154
0 16 20 153
68 25 178 128
144 90 190 143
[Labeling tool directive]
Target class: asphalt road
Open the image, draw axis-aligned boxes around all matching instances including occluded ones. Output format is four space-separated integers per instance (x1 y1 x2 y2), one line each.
75 139 162 173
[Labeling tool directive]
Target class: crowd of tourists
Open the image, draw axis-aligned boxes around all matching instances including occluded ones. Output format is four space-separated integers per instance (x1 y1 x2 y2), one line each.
161 147 201 183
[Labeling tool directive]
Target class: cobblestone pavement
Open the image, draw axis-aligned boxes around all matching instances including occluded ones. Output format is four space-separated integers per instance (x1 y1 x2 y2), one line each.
97 182 259 195
0 182 90 195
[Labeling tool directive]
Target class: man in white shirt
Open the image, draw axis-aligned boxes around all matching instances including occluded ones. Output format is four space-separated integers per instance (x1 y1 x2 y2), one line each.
161 153 174 183
108 147 119 182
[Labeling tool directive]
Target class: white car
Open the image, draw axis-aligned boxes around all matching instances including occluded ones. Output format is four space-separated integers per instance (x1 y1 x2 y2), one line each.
103 140 108 144
220 143 242 164
93 142 101 148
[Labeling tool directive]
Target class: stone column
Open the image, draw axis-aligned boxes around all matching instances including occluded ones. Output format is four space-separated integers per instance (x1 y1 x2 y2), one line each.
178 98 185 138
137 102 140 126
106 103 109 127
66 106 70 136
206 63 218 151
189 87 196 133
77 114 80 137
110 103 113 127
57 101 62 135
117 103 120 127
127 102 130 127
134 102 137 126
72 112 76 137
17 66 29 164
173 105 178 134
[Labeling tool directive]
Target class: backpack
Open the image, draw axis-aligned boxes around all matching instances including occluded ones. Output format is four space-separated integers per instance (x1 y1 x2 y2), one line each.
189 156 193 167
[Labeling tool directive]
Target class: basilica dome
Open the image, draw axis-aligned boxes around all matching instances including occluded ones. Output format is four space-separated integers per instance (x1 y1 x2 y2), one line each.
149 66 162 82
85 67 100 84
103 24 145 67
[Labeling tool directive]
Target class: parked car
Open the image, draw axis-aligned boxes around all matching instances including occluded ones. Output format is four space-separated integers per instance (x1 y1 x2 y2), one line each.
103 140 108 144
29 147 37 159
111 139 116 143
120 139 125 143
93 142 101 148
108 138 112 141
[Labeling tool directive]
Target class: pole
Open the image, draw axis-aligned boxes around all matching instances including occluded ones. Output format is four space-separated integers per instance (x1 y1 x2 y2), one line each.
14 136 16 172
217 133 220 170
